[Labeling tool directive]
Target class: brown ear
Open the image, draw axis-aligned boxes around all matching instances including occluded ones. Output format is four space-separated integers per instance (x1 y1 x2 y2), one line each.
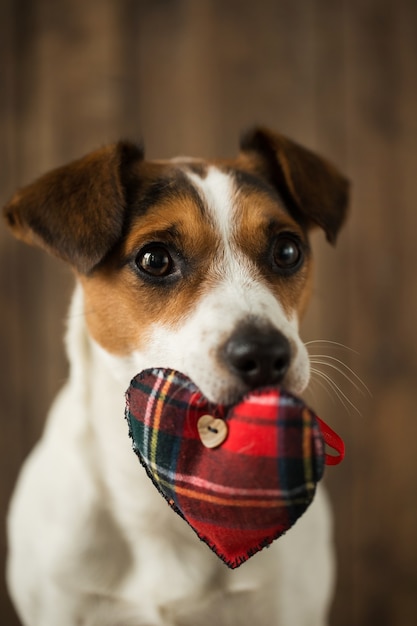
240 127 349 243
2 141 143 274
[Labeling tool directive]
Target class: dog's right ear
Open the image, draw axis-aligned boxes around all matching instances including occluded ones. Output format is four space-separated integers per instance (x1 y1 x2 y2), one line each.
2 141 144 274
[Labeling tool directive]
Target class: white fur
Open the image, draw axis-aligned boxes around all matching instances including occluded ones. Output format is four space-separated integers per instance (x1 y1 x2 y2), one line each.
7 168 334 625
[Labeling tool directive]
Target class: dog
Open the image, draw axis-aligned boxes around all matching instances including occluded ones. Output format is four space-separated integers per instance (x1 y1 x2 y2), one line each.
3 126 349 626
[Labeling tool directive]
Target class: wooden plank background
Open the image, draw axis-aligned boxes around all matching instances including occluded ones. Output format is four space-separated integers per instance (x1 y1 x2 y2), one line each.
1 0 416 624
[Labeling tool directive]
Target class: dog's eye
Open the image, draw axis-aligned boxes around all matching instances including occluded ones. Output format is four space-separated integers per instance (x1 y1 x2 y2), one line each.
272 235 303 272
136 245 173 277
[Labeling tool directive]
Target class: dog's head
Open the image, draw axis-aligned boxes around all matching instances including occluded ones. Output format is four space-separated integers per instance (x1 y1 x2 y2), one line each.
3 127 349 403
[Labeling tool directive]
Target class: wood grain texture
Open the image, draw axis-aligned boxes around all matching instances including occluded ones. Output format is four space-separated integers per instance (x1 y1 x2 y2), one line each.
1 1 416 624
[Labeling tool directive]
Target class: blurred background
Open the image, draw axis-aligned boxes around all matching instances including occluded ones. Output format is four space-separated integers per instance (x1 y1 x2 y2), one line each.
0 0 416 624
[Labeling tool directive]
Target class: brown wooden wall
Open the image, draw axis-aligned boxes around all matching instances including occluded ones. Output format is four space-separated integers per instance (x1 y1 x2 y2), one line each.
1 1 416 624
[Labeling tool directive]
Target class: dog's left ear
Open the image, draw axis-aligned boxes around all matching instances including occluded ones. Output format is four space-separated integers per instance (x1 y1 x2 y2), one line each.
240 127 349 243
2 141 144 274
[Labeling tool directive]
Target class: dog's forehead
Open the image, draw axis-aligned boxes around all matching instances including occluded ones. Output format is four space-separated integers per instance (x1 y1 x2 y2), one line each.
120 158 309 277
184 165 235 237
161 158 296 236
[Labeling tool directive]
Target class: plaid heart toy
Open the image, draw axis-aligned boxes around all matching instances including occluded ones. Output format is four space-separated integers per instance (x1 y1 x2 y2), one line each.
126 368 344 568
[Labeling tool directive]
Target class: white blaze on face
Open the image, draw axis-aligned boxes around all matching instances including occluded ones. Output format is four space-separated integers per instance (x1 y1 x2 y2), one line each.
94 166 310 403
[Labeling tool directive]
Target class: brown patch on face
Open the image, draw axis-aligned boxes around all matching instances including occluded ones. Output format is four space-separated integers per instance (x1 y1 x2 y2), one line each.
80 157 315 356
230 182 314 319
80 186 219 355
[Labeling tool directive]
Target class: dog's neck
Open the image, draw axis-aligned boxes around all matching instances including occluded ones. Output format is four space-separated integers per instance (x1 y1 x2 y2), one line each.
65 283 128 393
63 285 176 519
64 284 132 473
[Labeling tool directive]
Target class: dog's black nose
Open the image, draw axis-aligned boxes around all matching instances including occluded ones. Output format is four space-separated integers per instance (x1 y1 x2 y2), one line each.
221 325 291 389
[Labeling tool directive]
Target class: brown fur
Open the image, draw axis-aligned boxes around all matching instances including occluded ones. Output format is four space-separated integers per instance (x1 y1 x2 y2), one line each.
239 127 349 243
80 165 316 356
3 142 144 274
3 128 348 271
2 127 349 356
80 193 220 355
231 184 313 318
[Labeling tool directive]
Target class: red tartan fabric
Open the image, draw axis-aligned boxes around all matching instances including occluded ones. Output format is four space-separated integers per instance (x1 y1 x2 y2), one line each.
126 368 325 568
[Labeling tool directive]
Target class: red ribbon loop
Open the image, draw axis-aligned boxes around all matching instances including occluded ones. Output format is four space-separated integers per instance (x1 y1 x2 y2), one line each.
316 417 345 466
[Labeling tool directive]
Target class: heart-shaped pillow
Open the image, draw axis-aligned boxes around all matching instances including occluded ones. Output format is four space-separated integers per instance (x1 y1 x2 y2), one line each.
126 368 338 568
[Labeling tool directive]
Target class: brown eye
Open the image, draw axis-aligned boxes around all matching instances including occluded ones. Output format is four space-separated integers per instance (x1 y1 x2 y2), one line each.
136 245 173 277
273 235 303 272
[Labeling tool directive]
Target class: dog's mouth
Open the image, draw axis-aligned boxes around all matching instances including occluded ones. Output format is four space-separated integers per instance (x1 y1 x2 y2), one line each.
187 327 305 408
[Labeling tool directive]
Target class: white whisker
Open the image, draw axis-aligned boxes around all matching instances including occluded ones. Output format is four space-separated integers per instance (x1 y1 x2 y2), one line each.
305 375 339 408
309 355 371 397
310 367 362 416
305 339 359 355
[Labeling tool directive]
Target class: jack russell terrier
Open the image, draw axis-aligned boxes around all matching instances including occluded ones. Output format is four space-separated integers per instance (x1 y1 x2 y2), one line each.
3 127 349 626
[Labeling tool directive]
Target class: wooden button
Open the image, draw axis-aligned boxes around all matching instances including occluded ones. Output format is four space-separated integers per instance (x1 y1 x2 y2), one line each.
197 415 228 449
